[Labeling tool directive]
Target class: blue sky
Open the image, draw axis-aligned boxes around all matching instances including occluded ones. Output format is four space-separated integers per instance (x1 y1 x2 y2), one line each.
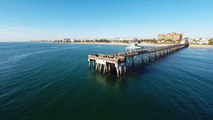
0 0 213 41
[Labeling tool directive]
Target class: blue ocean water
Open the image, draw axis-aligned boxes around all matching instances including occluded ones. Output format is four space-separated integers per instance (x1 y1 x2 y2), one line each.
0 42 213 120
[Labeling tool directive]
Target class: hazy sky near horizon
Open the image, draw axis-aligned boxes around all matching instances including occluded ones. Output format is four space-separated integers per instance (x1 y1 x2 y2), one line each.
0 0 213 41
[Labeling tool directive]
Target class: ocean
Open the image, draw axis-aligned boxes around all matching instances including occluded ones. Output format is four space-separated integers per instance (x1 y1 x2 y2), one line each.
0 42 213 120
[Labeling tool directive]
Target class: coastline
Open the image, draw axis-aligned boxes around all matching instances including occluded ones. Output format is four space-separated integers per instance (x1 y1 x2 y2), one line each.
187 44 213 49
65 42 129 46
56 42 213 48
139 43 213 48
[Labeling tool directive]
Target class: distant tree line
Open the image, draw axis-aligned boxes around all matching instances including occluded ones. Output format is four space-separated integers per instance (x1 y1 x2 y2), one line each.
32 37 213 45
138 39 157 43
35 38 183 44
209 39 213 45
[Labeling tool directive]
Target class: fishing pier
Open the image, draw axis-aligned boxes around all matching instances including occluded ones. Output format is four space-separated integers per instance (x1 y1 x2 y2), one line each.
88 43 189 77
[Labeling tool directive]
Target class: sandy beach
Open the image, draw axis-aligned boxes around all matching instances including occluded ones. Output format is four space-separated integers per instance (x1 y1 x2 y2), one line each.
188 44 213 48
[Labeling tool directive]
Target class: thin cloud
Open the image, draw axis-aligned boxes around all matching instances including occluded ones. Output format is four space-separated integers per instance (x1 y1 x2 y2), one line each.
8 27 26 30
0 31 13 35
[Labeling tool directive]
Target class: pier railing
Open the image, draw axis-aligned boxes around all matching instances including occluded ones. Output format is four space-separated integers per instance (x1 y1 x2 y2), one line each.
88 43 189 77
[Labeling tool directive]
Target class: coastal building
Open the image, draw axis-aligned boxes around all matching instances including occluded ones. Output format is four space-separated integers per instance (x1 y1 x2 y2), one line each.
197 38 209 44
180 37 189 44
187 38 194 44
70 38 75 43
115 38 124 40
187 38 209 44
158 32 183 43
63 38 71 42
62 38 76 43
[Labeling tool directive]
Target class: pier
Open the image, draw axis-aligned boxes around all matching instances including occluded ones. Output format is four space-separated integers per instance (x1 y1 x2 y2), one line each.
88 43 189 77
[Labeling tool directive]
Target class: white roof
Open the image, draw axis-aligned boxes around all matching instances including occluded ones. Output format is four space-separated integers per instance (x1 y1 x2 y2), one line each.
125 44 142 49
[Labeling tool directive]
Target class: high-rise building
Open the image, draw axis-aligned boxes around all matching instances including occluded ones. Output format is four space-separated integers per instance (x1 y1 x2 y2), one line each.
158 32 183 43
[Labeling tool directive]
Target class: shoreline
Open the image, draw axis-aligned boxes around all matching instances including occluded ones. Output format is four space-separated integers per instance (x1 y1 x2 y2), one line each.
53 42 213 48
32 41 213 48
64 42 129 46
187 44 213 48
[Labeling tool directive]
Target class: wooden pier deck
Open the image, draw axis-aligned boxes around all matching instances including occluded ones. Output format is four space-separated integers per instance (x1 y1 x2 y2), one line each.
88 43 189 77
